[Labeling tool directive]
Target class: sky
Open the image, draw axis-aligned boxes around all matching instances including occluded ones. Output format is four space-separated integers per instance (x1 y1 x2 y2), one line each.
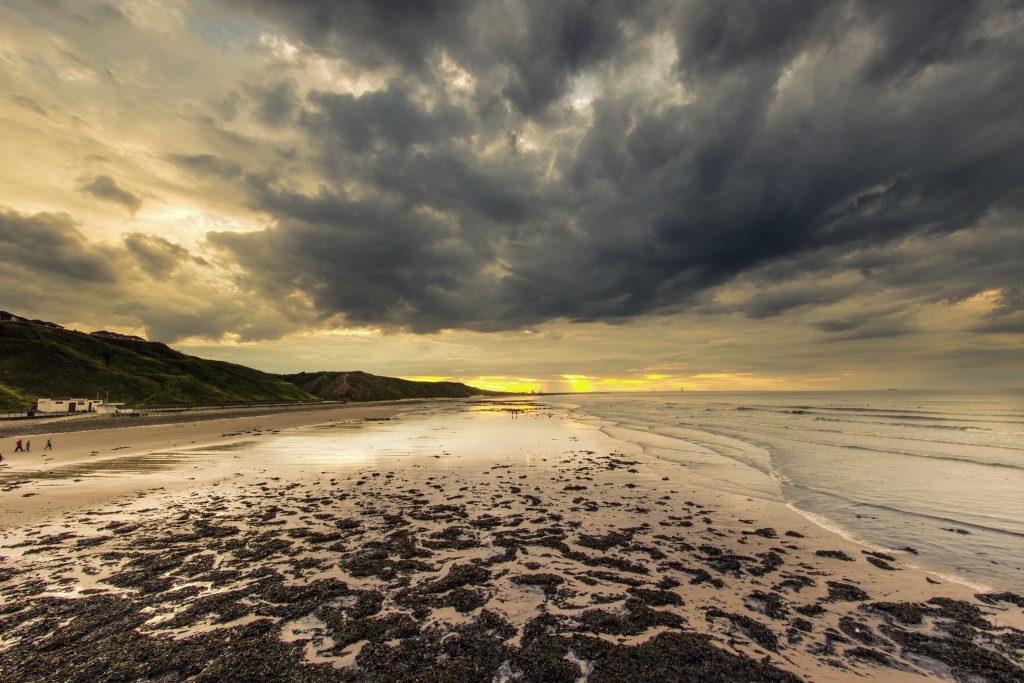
0 0 1022 393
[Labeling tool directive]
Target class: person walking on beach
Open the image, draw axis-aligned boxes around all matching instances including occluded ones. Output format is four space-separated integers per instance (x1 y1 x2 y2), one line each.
25 439 30 452
44 438 52 451
14 439 23 452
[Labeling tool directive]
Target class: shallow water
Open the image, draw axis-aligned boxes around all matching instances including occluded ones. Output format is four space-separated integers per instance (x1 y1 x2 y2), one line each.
555 391 1024 592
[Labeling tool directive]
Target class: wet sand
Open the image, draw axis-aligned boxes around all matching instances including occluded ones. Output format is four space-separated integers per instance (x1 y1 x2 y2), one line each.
0 402 414 526
0 399 1022 681
0 400 425 439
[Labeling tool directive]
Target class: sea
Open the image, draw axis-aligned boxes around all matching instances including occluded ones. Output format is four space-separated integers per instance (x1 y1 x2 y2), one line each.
552 390 1024 592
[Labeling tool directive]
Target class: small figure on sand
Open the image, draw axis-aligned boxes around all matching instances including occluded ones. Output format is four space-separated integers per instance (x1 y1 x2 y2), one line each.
14 439 23 452
44 439 52 451
26 439 31 452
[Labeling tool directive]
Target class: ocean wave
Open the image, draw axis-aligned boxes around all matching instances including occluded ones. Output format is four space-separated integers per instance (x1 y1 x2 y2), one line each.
787 484 1024 540
735 403 1024 425
799 410 1024 425
670 418 1024 472
813 416 974 431
826 442 1024 472
790 403 1024 418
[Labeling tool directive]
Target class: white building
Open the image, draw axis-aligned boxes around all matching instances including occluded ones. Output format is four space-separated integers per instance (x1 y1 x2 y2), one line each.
35 398 108 413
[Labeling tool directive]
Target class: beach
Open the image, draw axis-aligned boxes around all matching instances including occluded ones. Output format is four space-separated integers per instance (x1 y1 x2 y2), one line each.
0 397 1022 681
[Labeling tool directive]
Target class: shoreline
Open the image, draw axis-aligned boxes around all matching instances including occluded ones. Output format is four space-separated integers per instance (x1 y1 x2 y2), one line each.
0 397 1021 681
593 409 1001 595
557 393 1024 596
577 406 995 594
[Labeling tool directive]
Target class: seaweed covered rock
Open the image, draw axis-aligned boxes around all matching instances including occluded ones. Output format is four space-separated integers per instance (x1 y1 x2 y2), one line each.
576 631 802 683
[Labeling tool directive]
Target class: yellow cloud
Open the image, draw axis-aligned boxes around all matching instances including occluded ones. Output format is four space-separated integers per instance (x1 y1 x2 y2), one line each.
465 377 542 393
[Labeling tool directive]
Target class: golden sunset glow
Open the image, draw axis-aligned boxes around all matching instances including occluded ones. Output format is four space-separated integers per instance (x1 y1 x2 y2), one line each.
407 372 805 395
463 376 543 393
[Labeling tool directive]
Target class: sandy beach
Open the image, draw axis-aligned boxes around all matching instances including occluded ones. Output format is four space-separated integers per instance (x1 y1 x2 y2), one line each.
0 397 1022 681
0 402 420 526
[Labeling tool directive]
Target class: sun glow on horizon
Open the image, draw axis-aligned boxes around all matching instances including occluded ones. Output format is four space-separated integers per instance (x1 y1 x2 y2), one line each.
398 370 812 395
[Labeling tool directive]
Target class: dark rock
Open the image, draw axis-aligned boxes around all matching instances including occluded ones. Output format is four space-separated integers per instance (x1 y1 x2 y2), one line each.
845 646 895 667
815 550 854 562
976 592 1024 608
576 530 633 551
626 587 683 607
510 573 565 596
826 582 869 602
838 617 878 645
579 630 802 682
706 609 780 652
745 590 788 620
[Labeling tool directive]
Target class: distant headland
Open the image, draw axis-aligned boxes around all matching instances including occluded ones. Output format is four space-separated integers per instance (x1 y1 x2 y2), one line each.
0 312 504 414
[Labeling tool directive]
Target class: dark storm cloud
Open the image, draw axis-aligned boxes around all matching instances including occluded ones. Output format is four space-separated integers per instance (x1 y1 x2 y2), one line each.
166 153 243 179
972 286 1024 334
373 153 536 225
974 316 1024 334
208 0 1023 333
743 285 851 319
79 175 142 214
814 312 916 340
233 0 651 116
857 0 993 83
229 0 474 71
209 185 501 332
673 0 838 79
296 86 536 223
846 221 1024 305
123 233 203 279
994 286 1024 313
0 207 117 282
301 87 472 156
500 1 652 117
250 79 299 127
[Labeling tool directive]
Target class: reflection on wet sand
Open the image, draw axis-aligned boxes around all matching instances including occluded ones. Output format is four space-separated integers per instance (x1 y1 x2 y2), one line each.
0 450 206 484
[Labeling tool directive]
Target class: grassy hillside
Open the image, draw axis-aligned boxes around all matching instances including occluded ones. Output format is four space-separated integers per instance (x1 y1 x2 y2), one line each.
281 370 503 402
0 321 315 411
